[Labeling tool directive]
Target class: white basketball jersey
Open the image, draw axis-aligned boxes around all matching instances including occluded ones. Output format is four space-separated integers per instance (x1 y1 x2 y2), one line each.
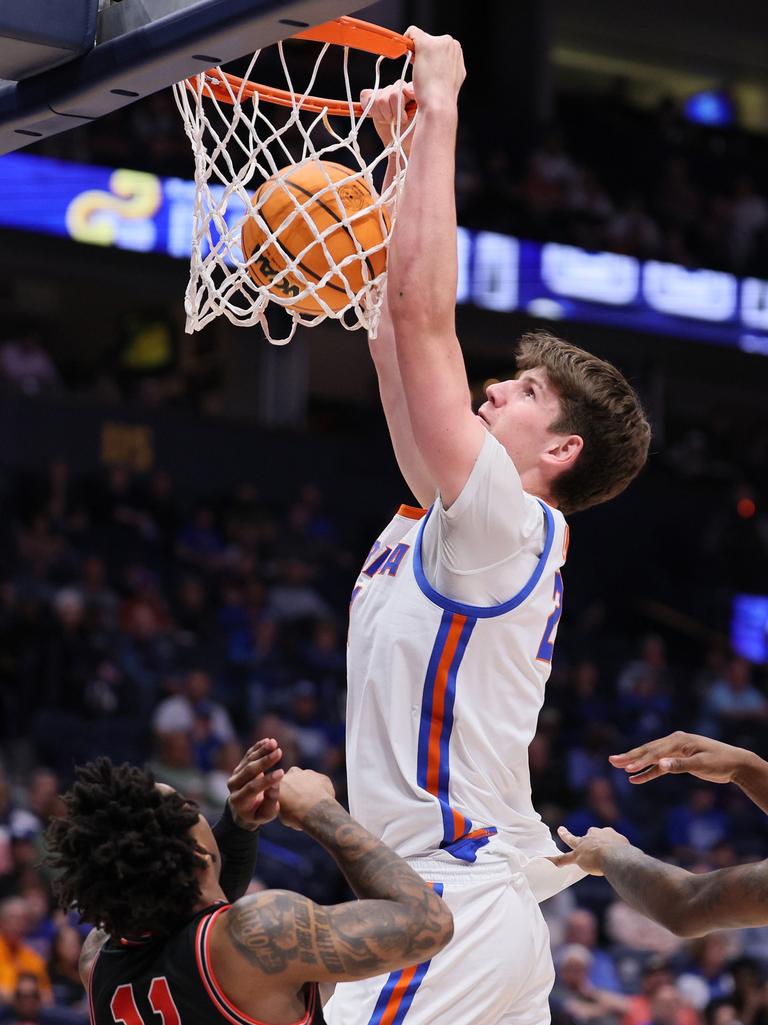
347 495 581 901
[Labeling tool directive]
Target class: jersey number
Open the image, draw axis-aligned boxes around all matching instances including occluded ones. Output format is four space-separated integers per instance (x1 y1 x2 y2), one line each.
536 572 563 663
111 979 180 1025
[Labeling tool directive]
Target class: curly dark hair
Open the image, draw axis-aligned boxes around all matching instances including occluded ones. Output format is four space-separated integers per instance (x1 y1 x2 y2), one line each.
45 759 204 938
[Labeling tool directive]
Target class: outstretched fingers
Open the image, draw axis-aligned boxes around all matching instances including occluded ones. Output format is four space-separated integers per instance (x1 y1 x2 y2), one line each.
546 825 580 867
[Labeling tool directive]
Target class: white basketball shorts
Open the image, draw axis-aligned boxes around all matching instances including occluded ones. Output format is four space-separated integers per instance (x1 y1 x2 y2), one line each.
323 857 555 1025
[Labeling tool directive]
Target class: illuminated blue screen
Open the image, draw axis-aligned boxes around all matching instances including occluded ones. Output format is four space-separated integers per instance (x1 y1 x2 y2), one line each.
732 595 768 664
684 91 736 127
1 152 768 355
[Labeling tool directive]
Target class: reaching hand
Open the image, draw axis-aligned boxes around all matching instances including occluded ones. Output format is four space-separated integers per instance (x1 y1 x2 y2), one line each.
361 82 417 158
227 738 283 829
405 26 465 113
277 766 336 831
548 825 630 876
609 731 747 785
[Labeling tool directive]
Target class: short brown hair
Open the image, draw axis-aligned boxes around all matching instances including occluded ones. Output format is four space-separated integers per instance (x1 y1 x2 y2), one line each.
516 331 651 515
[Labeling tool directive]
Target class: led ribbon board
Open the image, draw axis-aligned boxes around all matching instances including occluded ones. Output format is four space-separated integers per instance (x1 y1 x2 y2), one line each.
1 152 767 355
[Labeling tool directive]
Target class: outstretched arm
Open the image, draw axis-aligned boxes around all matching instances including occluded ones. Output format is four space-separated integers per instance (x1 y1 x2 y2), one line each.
364 83 435 508
212 769 452 987
370 296 436 508
609 732 768 815
387 29 486 508
550 825 768 938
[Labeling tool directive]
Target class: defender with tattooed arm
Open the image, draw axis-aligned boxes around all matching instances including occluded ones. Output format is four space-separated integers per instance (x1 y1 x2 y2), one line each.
46 751 453 1025
550 732 768 937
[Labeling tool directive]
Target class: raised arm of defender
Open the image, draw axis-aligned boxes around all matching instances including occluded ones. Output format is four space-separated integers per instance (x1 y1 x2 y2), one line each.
211 768 453 991
609 730 768 814
550 733 768 937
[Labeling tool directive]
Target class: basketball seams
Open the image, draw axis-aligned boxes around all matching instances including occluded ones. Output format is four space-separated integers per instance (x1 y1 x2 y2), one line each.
283 173 379 286
242 159 388 314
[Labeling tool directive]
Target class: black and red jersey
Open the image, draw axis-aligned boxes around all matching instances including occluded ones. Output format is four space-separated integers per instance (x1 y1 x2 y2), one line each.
88 903 316 1025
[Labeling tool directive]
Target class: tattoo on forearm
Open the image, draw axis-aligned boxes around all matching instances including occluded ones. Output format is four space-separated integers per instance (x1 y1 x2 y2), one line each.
227 801 451 978
603 849 768 934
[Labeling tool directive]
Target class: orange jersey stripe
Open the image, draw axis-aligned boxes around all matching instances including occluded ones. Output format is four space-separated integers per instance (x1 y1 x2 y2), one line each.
425 613 467 795
397 504 427 520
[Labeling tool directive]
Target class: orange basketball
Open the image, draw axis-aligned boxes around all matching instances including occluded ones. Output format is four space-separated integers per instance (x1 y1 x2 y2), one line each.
242 160 390 315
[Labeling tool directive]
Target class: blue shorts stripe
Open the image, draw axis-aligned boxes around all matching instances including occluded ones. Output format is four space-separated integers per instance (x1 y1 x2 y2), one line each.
365 884 444 1025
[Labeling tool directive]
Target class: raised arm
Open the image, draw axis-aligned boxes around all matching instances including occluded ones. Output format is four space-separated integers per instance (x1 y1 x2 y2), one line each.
363 83 436 508
609 732 768 815
211 768 452 990
213 738 283 901
370 295 436 508
387 29 486 508
551 825 768 938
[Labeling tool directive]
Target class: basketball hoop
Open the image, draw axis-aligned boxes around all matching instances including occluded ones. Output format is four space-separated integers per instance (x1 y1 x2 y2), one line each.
172 17 415 344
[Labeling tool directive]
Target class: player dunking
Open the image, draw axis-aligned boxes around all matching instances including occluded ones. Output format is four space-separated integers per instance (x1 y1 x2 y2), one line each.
45 743 453 1025
324 27 651 1025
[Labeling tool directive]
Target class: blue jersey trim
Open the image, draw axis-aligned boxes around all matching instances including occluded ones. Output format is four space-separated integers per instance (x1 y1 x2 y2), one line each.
412 500 556 618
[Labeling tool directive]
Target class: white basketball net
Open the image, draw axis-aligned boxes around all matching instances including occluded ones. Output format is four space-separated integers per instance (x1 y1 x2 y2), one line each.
172 36 414 344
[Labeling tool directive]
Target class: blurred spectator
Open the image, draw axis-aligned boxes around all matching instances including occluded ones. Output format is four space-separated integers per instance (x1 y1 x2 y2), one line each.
562 909 622 993
728 957 767 1025
700 657 768 740
146 732 205 805
0 776 40 900
0 333 59 397
730 176 768 270
665 786 731 861
23 772 61 835
618 636 670 696
551 944 629 1025
566 779 644 848
705 997 742 1025
47 929 84 1009
605 902 683 959
606 197 662 259
176 506 225 571
523 128 578 217
617 670 673 747
76 557 118 632
623 957 699 1025
267 559 332 622
642 984 689 1025
283 680 343 776
0 899 52 1002
18 884 55 961
115 601 176 716
567 725 619 796
678 935 738 1009
0 973 86 1025
152 669 234 750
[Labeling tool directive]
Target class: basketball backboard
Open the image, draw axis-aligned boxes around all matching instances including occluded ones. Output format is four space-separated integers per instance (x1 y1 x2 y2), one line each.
0 0 372 155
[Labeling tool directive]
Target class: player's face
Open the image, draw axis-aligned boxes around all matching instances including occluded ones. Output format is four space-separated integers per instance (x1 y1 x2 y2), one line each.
155 783 222 881
189 813 222 880
475 368 565 476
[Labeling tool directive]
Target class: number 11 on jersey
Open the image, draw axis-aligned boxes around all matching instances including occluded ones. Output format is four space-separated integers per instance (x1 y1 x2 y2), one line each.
111 978 180 1025
536 572 564 664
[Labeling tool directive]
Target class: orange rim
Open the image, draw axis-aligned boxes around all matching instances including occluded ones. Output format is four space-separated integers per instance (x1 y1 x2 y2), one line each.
186 16 415 118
